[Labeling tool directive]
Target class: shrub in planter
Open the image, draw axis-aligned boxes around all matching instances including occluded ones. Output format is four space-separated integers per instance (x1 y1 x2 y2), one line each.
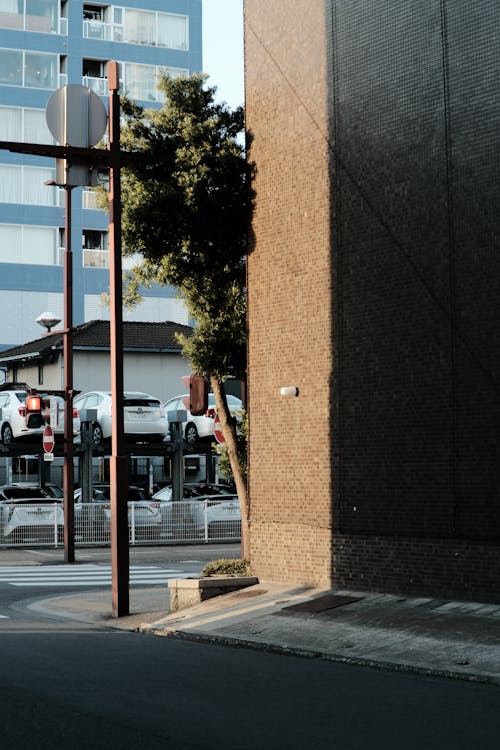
201 558 251 577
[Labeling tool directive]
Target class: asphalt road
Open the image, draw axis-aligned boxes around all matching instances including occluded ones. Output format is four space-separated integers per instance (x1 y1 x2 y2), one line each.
1 545 499 749
1 629 499 750
0 543 241 628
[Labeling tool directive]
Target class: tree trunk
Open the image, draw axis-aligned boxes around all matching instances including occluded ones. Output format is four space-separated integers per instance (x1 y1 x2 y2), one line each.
210 376 250 559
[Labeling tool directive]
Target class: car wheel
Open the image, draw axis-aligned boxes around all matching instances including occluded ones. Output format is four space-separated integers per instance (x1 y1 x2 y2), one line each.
91 422 104 446
1 423 13 444
185 423 198 445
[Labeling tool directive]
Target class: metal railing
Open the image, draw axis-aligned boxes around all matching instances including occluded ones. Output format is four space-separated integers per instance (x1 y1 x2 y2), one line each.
0 500 241 548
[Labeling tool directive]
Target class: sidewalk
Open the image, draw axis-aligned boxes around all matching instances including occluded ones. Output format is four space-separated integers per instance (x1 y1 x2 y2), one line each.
37 581 500 685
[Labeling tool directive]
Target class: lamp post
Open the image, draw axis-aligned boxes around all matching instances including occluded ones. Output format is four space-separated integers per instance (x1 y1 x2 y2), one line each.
2 70 130 614
62 184 75 563
45 178 75 563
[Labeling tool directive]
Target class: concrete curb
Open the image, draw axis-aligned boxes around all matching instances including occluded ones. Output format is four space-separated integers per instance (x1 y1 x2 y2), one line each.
150 628 500 686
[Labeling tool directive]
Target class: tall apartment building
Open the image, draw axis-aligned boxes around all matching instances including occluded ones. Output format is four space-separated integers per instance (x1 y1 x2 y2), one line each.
0 0 202 351
245 0 500 602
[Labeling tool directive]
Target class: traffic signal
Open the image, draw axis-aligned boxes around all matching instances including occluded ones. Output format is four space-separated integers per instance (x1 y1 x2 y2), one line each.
25 394 44 428
182 375 209 416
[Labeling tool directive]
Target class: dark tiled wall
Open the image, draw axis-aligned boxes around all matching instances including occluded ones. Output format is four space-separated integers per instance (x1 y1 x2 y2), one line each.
330 0 500 542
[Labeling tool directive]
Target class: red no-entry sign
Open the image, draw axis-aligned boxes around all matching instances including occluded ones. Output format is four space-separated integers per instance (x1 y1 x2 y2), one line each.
214 414 225 444
43 424 55 454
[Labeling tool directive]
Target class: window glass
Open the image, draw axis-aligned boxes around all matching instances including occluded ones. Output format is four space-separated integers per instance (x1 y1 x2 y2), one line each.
0 1 22 29
24 108 54 143
0 224 58 265
123 62 157 101
0 225 22 263
25 0 58 33
124 9 155 45
0 107 22 140
23 226 58 264
0 166 22 202
24 166 58 205
0 108 53 144
24 51 58 88
0 48 23 86
157 13 188 50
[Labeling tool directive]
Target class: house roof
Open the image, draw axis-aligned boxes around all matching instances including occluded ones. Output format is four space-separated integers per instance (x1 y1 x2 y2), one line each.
0 320 192 365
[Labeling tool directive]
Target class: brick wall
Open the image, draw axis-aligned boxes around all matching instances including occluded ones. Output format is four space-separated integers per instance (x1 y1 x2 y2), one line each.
245 0 500 600
245 0 334 584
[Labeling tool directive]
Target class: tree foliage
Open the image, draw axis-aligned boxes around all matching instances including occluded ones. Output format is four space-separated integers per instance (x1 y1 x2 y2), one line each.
118 73 254 555
119 73 252 381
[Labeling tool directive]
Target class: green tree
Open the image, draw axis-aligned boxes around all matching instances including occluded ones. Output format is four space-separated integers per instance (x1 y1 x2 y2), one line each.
118 73 253 555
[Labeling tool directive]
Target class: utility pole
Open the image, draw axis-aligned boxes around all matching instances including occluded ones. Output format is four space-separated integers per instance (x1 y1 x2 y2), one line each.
108 61 130 617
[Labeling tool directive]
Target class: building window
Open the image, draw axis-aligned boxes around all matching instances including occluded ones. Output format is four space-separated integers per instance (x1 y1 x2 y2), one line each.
120 62 188 103
0 0 59 34
83 229 109 268
82 58 108 95
82 6 188 49
0 48 58 89
0 106 90 149
0 165 59 205
0 225 61 265
38 361 44 386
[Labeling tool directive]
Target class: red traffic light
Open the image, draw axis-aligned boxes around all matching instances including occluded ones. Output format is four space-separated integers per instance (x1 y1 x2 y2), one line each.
182 374 209 416
26 395 42 411
25 394 44 428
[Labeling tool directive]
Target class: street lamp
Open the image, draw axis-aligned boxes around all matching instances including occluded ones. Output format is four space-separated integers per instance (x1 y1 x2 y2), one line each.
44 178 75 563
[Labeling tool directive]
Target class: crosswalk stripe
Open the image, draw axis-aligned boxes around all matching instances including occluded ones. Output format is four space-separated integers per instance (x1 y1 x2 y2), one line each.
0 564 183 588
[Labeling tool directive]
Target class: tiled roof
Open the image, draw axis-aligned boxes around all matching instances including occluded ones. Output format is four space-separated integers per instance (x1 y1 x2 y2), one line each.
0 320 192 364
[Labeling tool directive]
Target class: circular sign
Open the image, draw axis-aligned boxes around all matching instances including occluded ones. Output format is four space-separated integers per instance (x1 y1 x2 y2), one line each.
214 414 225 444
46 84 107 147
43 425 55 454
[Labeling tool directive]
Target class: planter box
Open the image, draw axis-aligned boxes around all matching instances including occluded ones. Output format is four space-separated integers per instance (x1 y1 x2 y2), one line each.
168 576 259 611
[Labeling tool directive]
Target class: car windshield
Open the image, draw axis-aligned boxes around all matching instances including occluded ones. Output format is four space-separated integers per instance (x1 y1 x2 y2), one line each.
1 488 52 499
124 398 160 408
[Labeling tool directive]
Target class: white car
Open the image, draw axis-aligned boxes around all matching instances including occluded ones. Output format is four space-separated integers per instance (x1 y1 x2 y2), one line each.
164 393 243 445
0 484 64 540
73 391 169 446
74 484 162 540
0 387 78 444
152 484 241 538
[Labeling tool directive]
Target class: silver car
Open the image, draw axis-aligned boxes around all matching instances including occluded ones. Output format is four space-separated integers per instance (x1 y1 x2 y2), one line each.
0 484 64 541
73 391 169 446
74 484 162 541
152 484 241 539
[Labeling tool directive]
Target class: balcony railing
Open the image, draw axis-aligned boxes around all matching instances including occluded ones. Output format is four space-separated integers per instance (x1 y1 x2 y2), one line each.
82 76 108 96
83 248 109 268
83 20 123 42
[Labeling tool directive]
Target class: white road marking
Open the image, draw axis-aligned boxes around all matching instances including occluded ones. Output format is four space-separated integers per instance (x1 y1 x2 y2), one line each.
0 564 182 587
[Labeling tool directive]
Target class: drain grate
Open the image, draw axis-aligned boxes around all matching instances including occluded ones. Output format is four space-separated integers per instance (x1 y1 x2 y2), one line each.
281 594 363 614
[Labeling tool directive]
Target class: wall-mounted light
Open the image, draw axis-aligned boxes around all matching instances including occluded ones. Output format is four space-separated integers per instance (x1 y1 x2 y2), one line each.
280 386 299 397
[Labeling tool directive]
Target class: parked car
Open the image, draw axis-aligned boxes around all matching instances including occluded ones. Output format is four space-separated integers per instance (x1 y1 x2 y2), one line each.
0 387 78 444
152 484 241 538
73 391 169 446
164 393 243 445
0 483 64 540
74 484 162 540
0 481 63 499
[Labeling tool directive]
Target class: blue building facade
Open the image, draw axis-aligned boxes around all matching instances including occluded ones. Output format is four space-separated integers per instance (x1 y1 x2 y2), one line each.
0 0 202 350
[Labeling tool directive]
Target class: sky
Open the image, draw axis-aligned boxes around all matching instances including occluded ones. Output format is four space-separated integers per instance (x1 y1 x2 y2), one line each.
202 0 244 109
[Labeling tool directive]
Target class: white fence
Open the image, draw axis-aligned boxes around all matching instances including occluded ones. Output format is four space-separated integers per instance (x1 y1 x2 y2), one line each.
0 500 241 548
